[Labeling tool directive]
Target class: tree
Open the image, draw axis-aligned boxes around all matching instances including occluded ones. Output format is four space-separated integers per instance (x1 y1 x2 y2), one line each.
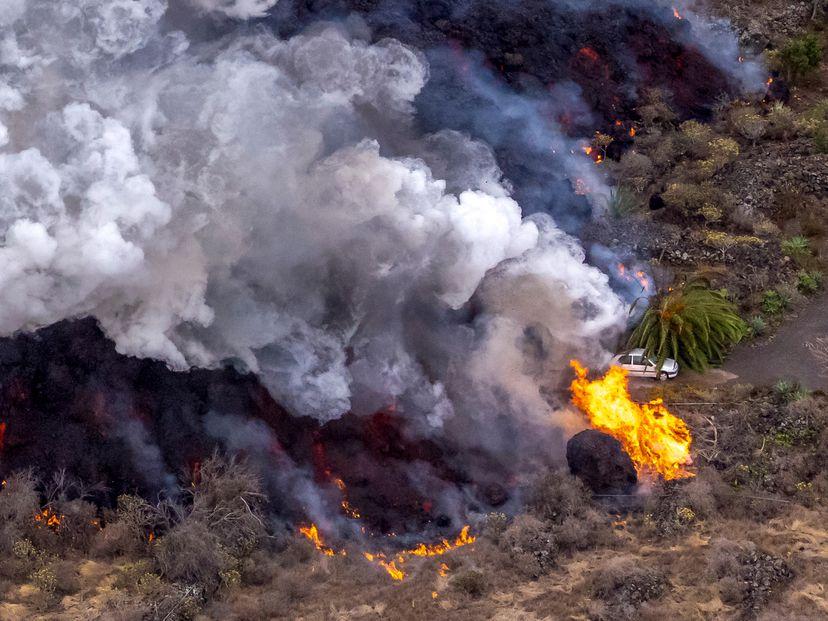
628 280 746 372
777 34 822 82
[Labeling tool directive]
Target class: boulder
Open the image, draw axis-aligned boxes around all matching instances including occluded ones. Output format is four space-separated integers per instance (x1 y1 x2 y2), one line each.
566 429 637 494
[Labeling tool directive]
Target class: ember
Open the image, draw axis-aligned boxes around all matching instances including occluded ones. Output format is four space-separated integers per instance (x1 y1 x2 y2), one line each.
569 361 694 481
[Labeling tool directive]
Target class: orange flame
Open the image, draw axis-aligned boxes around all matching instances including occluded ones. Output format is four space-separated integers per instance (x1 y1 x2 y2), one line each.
569 360 694 480
302 523 475 581
616 263 650 291
299 524 341 557
673 7 683 19
34 508 63 530
333 477 361 519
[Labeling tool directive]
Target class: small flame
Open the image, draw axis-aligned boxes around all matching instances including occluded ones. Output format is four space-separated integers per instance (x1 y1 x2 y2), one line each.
569 360 694 480
629 127 636 138
438 562 450 577
299 523 340 557
304 524 475 582
34 508 63 530
581 145 604 164
148 532 155 543
616 263 650 292
766 76 774 88
432 591 439 599
333 477 361 519
673 7 683 19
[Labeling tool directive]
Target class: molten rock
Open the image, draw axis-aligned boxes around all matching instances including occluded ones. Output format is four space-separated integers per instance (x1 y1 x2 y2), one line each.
566 430 637 494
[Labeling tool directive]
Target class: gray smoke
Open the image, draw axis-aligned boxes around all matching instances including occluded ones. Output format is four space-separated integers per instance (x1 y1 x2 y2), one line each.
1 1 630 437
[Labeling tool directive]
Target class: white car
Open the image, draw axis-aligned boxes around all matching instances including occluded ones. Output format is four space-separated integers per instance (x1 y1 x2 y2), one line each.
610 348 679 380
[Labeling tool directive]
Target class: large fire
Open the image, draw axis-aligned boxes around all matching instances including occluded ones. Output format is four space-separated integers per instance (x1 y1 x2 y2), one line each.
299 523 476 581
569 360 694 481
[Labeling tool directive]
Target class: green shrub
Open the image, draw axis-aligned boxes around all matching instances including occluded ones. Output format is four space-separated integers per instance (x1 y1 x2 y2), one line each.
746 315 766 337
729 107 767 143
606 186 638 219
778 34 823 81
761 290 790 315
815 122 828 154
797 270 823 295
766 102 797 139
773 379 809 403
628 279 746 371
781 235 811 261
678 120 714 158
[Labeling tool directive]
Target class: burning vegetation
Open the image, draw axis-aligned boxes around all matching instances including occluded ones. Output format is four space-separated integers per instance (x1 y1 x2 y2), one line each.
299 522 476 581
569 360 694 481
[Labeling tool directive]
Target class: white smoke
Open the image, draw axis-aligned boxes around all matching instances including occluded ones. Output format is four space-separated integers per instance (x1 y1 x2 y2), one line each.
186 0 279 19
0 2 625 433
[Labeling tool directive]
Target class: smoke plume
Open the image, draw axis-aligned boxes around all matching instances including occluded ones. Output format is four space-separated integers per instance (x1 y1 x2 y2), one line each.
0 0 761 530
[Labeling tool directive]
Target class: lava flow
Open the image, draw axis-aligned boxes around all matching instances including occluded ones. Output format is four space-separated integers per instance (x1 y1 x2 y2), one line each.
299 523 476 581
569 360 694 480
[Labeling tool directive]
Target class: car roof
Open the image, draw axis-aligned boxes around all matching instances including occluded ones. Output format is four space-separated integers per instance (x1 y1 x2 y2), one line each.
618 348 646 356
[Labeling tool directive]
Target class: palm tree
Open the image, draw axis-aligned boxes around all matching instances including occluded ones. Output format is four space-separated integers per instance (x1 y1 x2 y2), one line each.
628 279 746 372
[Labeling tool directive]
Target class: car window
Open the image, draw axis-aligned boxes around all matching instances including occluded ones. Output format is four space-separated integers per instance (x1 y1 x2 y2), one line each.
630 355 642 365
618 355 632 365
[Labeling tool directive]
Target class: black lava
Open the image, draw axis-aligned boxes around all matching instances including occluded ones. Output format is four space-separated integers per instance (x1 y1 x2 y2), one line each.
566 429 637 494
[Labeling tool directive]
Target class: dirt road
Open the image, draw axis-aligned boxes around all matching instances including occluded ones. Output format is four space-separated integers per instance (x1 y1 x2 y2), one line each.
724 291 828 392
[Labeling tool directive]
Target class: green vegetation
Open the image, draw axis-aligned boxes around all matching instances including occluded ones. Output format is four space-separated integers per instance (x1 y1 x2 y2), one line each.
605 185 638 219
746 315 767 338
781 235 811 262
773 379 809 404
777 34 823 82
628 279 746 372
761 290 791 315
797 270 823 295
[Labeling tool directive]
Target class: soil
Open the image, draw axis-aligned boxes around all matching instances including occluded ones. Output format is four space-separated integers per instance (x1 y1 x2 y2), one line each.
725 289 828 391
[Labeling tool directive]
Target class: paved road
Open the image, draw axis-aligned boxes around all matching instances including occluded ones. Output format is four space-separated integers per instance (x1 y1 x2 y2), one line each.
724 291 828 391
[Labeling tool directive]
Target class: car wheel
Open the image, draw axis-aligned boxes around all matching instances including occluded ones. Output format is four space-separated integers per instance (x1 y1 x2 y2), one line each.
658 372 669 381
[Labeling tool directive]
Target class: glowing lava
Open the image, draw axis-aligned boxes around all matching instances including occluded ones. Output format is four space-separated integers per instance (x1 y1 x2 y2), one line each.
569 360 693 481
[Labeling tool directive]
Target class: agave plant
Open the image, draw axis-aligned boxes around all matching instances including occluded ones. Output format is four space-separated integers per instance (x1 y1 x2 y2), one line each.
628 280 746 372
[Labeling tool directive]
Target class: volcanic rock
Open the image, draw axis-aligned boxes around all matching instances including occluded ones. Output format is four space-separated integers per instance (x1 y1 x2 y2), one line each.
566 429 637 494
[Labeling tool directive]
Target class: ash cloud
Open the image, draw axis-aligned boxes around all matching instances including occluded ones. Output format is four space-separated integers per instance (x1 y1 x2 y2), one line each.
0 1 624 441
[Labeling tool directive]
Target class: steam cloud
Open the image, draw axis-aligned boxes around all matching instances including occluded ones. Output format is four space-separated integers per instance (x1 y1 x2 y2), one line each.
1 0 629 436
